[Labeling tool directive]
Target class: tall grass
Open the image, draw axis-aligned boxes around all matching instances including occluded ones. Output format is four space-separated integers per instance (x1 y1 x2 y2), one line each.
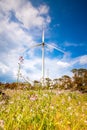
0 90 87 130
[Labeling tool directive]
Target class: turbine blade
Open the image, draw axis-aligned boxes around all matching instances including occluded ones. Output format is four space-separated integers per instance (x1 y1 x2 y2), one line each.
29 43 42 49
24 43 42 54
42 28 44 43
46 44 66 54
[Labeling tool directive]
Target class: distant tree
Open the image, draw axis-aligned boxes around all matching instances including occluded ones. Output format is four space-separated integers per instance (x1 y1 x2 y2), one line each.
11 82 18 89
5 83 10 89
0 82 2 86
53 78 61 88
57 78 63 89
71 69 78 77
71 68 87 91
53 78 59 84
61 75 72 89
0 82 5 90
44 78 52 88
33 80 41 89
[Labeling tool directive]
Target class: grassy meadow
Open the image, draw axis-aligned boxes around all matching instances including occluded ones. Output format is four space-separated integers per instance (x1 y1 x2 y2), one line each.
0 89 87 130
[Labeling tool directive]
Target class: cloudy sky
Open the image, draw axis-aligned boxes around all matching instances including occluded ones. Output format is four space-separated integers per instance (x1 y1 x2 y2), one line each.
0 0 87 83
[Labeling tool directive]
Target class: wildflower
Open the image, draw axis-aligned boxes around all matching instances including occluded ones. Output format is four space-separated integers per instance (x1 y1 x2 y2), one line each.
19 56 24 63
67 107 72 110
61 99 65 104
17 114 22 122
68 96 71 101
41 109 45 113
85 103 87 105
75 112 79 117
29 95 38 101
78 101 81 105
9 101 14 104
84 120 87 124
43 94 48 97
82 106 85 112
70 112 73 116
0 120 4 129
56 91 61 95
67 121 71 125
30 109 33 112
50 105 54 110
0 101 5 105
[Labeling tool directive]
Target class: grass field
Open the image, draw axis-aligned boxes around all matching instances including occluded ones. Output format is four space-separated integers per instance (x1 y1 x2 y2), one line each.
0 89 87 130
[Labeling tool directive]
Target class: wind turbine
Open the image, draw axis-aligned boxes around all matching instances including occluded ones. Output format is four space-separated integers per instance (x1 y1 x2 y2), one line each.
25 29 66 86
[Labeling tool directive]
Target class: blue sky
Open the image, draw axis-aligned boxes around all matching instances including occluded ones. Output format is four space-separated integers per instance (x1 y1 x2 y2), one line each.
0 0 87 83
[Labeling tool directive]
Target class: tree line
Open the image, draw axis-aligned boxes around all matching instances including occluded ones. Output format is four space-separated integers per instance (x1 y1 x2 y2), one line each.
0 68 87 92
52 68 87 92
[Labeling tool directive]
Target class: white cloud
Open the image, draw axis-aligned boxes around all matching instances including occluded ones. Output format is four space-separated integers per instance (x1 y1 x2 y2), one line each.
0 63 9 74
39 5 49 15
79 55 87 65
57 61 70 68
0 0 51 52
0 0 51 28
70 55 87 66
64 41 83 47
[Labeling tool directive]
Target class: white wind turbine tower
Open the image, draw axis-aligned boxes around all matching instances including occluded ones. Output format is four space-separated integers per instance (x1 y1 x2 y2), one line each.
27 29 66 86
42 29 45 86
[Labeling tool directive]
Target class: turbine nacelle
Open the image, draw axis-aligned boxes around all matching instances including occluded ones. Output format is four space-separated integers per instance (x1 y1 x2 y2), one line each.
42 42 45 46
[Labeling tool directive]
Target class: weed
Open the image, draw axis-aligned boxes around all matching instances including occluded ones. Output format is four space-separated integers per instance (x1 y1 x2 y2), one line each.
0 90 87 130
